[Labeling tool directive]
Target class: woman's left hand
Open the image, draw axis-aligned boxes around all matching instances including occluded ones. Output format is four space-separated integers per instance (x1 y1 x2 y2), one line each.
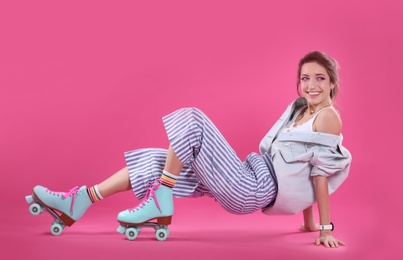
315 233 346 248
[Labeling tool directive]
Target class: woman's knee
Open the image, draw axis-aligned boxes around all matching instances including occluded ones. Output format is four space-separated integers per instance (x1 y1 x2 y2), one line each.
179 107 208 130
184 107 207 120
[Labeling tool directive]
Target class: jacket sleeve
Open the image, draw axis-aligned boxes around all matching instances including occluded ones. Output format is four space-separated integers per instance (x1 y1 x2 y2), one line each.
309 145 352 177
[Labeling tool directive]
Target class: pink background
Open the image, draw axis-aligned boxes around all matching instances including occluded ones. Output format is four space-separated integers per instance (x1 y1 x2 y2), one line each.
1 0 402 259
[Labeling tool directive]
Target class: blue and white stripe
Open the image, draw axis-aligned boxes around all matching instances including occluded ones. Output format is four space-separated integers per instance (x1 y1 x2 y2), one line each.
125 107 277 215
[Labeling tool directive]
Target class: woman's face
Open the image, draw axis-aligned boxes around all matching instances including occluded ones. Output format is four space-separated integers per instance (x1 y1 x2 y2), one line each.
299 62 334 106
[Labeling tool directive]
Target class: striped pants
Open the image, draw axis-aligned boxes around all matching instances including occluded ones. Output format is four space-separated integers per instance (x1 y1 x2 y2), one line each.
125 108 277 215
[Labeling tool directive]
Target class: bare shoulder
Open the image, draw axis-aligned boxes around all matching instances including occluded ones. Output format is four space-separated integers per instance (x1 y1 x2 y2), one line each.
314 107 342 135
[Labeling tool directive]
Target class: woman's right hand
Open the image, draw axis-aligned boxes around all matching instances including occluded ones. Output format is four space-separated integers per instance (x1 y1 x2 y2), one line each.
300 223 320 232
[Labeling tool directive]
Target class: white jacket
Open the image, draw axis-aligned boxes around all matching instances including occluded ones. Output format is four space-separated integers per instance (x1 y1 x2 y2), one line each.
260 98 352 215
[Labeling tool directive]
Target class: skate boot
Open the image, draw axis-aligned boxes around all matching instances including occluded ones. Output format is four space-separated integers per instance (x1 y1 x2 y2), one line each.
116 180 173 241
25 185 92 235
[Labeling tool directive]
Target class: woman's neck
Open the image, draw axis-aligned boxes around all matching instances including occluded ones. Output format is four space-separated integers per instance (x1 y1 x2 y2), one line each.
306 100 333 115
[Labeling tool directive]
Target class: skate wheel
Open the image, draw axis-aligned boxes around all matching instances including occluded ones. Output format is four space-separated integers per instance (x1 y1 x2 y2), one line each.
160 225 169 236
125 227 139 240
50 223 63 236
164 226 170 236
29 203 42 216
157 225 169 236
156 228 168 241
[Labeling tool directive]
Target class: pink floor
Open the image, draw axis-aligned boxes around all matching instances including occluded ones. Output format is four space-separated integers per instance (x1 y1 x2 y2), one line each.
1 191 396 260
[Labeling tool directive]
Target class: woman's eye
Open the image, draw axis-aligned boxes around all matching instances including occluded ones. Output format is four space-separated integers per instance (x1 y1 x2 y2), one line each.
317 77 325 81
301 77 309 81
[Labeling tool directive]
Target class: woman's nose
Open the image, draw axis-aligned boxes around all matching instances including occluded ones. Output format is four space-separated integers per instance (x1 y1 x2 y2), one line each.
308 82 316 89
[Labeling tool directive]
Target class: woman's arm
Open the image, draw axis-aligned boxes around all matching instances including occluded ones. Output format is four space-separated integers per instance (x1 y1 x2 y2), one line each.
313 176 330 228
313 175 345 248
311 107 345 247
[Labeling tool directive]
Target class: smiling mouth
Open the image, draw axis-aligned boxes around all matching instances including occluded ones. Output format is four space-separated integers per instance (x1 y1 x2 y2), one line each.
307 91 321 96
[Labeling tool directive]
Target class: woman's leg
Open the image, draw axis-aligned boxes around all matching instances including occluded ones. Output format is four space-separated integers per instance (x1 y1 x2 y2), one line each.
124 147 205 200
116 146 183 225
163 145 184 176
163 108 253 214
117 107 271 227
162 107 276 214
97 167 132 198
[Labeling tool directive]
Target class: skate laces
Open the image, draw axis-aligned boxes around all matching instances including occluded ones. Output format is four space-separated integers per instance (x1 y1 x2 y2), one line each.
46 186 80 216
129 181 161 213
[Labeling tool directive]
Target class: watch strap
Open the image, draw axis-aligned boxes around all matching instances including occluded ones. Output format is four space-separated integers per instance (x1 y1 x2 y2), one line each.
319 222 334 231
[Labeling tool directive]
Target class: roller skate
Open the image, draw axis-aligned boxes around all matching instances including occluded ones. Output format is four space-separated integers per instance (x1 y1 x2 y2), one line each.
25 185 92 235
116 180 174 241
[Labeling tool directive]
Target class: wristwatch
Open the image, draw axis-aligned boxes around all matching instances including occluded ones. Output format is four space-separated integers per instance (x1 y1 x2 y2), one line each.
319 222 334 231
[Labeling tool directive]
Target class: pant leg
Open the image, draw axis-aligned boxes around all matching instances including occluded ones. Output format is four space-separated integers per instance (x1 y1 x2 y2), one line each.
162 107 276 214
125 148 213 200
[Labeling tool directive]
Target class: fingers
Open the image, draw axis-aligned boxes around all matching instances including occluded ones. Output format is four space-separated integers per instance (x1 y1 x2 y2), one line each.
316 238 346 248
329 240 346 248
338 240 346 246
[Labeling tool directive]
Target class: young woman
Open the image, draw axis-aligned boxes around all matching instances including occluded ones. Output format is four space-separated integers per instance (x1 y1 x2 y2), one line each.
26 51 352 248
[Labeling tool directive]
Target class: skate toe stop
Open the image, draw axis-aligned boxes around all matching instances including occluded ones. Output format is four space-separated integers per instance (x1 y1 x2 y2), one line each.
25 195 34 204
116 226 126 234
